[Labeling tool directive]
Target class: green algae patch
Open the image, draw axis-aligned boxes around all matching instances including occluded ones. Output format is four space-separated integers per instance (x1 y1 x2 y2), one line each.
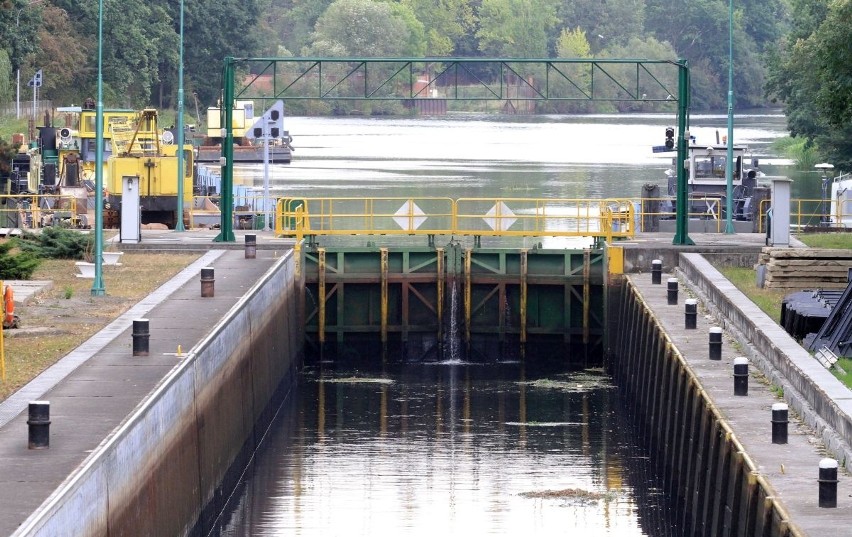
520 370 614 393
519 488 607 500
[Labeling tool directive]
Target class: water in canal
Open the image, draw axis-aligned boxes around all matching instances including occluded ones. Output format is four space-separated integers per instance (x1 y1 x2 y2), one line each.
213 359 679 536
208 112 795 534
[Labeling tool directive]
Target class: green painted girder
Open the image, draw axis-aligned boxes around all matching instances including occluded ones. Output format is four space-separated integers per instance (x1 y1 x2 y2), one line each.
233 57 681 103
220 57 692 245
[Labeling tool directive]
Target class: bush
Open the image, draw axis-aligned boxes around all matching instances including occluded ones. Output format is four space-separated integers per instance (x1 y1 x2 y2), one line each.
0 241 41 279
15 227 94 260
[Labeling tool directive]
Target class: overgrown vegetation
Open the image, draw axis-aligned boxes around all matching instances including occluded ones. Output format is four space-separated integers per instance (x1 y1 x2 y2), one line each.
15 227 93 260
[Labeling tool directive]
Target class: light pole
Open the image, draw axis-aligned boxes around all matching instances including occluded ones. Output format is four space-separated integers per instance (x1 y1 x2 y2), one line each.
724 0 735 233
816 163 835 226
92 0 105 296
175 0 186 231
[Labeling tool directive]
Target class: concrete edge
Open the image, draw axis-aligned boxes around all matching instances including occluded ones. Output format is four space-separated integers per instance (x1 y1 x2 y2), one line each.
12 249 297 536
677 252 852 469
0 251 225 428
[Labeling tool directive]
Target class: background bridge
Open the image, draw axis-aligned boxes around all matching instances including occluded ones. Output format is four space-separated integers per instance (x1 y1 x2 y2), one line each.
215 57 693 244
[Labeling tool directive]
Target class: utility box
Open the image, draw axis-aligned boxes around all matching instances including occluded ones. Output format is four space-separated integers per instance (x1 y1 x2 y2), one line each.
769 177 793 247
120 175 141 243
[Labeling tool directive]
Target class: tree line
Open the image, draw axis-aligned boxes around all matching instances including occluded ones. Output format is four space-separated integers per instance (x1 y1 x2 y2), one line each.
0 0 849 167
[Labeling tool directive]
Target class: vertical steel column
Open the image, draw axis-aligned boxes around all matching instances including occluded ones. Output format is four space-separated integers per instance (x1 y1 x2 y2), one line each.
520 249 528 344
673 59 694 245
436 247 444 341
215 57 236 242
318 248 326 344
380 247 388 349
583 249 591 344
464 248 472 346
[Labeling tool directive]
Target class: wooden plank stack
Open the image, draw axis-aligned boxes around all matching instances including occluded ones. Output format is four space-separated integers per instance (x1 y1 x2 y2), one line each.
759 248 852 290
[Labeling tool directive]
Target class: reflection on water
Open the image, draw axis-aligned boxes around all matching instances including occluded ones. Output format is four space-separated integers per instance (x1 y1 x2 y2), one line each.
213 361 678 536
220 111 801 202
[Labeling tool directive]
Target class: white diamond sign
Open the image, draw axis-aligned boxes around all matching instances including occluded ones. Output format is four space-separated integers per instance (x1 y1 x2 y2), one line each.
484 202 516 231
393 200 427 231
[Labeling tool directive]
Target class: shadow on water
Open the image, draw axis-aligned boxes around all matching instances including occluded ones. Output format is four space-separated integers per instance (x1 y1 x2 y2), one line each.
204 351 681 536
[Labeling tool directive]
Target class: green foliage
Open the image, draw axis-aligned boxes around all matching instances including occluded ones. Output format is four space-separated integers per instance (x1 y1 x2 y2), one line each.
772 137 820 169
307 0 420 56
15 227 94 260
796 233 852 250
476 0 559 57
766 0 852 170
0 241 41 280
0 49 11 103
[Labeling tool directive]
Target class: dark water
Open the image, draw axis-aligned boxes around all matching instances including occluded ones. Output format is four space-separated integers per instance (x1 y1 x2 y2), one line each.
213 359 679 536
206 113 796 534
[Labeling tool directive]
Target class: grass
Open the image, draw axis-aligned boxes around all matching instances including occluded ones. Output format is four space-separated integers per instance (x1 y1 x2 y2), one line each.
0 252 200 400
716 266 785 322
717 259 852 389
796 233 852 249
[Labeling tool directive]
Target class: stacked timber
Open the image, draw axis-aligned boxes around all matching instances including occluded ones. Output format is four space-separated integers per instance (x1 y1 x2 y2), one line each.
759 248 852 290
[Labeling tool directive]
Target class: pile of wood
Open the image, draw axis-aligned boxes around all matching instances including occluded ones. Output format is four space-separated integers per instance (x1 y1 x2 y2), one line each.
759 248 852 290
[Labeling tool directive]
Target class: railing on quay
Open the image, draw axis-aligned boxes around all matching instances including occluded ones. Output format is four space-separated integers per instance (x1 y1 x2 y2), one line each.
0 194 81 229
274 197 635 243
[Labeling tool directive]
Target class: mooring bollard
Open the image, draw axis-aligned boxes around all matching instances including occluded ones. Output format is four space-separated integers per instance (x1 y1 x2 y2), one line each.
819 458 839 508
28 401 50 449
132 318 149 357
709 327 723 360
685 299 697 329
651 259 662 285
245 234 257 259
772 403 788 444
667 278 678 305
734 357 749 396
201 267 215 298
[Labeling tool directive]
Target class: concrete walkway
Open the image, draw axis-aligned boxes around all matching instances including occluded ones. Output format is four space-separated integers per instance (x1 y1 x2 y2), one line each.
0 247 284 536
631 272 852 534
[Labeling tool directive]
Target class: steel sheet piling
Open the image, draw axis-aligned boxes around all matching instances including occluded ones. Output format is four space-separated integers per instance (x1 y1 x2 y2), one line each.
651 259 662 284
201 267 215 297
685 299 697 329
132 318 150 356
818 458 839 508
733 357 749 396
27 401 50 449
667 278 679 305
709 327 723 360
771 403 788 444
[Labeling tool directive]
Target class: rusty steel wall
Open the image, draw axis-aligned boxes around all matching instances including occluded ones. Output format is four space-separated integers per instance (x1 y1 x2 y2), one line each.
21 251 302 537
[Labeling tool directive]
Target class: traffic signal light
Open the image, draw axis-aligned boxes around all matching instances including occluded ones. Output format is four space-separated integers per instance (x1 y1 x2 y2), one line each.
665 127 675 150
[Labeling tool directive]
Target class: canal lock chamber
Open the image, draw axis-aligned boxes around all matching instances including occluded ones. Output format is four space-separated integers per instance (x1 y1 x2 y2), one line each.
300 242 607 363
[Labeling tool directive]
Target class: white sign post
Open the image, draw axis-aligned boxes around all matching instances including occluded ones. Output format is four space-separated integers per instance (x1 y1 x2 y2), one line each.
246 100 285 231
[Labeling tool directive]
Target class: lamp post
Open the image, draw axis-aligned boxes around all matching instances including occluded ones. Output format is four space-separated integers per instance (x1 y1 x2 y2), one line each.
175 0 186 231
724 0 735 234
92 0 105 296
816 163 835 226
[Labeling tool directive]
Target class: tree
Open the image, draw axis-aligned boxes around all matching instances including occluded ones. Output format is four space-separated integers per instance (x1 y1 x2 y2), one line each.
28 5 90 106
307 0 418 56
404 0 475 56
476 0 559 58
0 49 10 103
765 0 852 169
558 0 644 53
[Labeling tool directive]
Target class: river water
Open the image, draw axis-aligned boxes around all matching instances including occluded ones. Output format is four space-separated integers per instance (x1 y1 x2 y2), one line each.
209 112 793 536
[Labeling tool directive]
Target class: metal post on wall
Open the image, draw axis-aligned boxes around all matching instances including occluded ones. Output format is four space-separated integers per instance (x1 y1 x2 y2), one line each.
214 57 236 242
673 59 694 245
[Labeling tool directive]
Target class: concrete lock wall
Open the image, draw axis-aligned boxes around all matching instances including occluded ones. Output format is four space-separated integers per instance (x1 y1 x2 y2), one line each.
677 253 852 469
17 251 303 537
609 282 798 537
